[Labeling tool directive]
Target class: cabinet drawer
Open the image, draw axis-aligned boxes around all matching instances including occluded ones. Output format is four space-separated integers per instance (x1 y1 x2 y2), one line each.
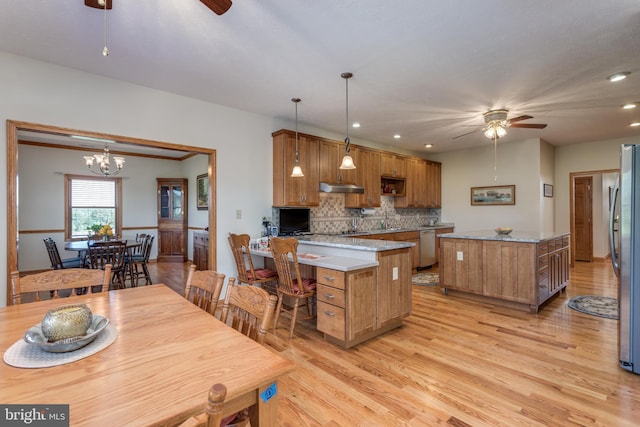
538 266 549 281
538 241 548 254
317 284 346 308
394 231 419 241
317 301 345 340
538 255 548 269
316 267 345 289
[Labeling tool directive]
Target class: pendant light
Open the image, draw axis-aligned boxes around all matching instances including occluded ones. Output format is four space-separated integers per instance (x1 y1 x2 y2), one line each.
290 98 304 177
339 72 356 170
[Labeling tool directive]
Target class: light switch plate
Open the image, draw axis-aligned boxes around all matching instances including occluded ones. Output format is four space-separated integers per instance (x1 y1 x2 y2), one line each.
392 267 398 280
457 251 464 261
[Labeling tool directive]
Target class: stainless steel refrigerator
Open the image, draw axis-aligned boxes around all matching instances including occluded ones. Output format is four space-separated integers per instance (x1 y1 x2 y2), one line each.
609 143 640 374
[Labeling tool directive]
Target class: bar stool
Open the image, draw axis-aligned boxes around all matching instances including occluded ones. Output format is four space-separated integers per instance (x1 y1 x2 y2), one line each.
227 233 278 295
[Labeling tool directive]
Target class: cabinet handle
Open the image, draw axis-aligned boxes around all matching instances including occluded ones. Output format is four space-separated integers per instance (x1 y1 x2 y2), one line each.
323 275 335 281
323 311 336 317
323 293 335 299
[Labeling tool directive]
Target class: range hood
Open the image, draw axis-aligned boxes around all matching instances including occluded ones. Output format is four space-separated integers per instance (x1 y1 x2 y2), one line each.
319 182 365 194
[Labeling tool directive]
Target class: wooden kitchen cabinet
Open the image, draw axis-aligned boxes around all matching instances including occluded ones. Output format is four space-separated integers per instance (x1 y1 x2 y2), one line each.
396 158 427 208
157 178 188 263
440 234 570 312
319 140 356 185
345 147 381 208
393 231 420 271
380 152 407 178
316 267 377 348
426 160 442 208
272 129 319 207
435 227 454 264
192 231 209 271
377 248 412 326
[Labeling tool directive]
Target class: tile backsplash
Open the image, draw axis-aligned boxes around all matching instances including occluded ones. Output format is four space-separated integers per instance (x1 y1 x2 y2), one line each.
272 193 440 235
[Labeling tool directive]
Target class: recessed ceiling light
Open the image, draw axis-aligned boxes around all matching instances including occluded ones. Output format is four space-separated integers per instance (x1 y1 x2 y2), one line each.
630 122 640 127
623 103 637 109
352 122 360 128
608 72 630 82
424 144 433 148
393 134 401 139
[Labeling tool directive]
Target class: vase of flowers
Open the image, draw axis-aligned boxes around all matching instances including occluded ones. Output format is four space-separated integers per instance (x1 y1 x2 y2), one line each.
98 224 114 241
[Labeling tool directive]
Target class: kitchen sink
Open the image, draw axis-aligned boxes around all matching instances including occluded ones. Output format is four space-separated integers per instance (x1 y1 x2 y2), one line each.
385 227 402 231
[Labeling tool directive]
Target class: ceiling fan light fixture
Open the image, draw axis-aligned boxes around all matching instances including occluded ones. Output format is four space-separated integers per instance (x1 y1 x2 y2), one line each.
484 122 506 139
608 72 630 82
339 72 356 170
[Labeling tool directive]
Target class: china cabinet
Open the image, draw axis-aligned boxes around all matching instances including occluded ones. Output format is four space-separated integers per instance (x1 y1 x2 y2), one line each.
157 178 187 262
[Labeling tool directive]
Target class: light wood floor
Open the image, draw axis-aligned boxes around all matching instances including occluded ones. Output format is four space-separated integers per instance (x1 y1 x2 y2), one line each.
148 261 639 426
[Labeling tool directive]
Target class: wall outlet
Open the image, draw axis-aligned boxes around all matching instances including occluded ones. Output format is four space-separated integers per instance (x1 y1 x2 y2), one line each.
457 251 464 261
236 209 242 219
392 267 398 280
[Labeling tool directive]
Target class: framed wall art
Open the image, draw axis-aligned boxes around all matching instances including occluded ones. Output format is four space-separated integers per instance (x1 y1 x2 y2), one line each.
543 183 553 198
470 185 516 206
197 173 208 210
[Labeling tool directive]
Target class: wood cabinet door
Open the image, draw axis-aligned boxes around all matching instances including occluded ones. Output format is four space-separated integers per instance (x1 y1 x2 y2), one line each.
440 238 483 294
319 140 356 185
426 161 442 208
376 248 412 328
273 131 319 206
345 268 376 341
381 153 407 178
345 148 381 208
157 179 187 262
483 241 535 303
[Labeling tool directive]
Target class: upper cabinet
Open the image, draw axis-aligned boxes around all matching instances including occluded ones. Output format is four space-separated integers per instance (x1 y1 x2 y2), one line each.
345 147 381 208
380 153 407 178
319 140 356 185
273 130 319 207
272 129 441 209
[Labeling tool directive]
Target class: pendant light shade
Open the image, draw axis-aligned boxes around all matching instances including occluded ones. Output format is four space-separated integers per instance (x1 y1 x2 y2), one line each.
339 72 356 170
290 98 304 177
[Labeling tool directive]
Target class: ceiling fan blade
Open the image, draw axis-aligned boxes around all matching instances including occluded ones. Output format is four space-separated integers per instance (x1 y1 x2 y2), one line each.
506 115 533 124
451 129 482 140
509 123 547 129
200 0 232 15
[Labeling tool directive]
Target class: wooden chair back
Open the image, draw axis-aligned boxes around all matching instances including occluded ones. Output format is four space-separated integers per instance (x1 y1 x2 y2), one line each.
184 264 225 316
86 241 127 270
43 237 64 269
269 237 304 296
10 265 112 305
219 279 278 345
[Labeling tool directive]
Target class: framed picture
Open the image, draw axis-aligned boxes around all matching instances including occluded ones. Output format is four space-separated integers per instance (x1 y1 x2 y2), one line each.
197 173 208 210
470 185 516 206
543 183 553 198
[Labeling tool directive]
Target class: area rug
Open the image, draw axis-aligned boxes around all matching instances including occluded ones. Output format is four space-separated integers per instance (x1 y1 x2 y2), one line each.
568 295 619 319
412 272 439 286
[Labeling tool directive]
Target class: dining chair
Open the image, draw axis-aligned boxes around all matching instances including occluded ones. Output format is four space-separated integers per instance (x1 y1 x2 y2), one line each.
184 264 225 316
86 240 128 289
127 234 154 286
269 236 317 339
219 278 278 345
10 265 112 305
43 237 84 269
178 383 248 427
228 233 278 295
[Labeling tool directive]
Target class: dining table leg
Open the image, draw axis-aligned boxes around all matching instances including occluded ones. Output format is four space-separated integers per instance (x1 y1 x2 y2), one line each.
248 382 279 426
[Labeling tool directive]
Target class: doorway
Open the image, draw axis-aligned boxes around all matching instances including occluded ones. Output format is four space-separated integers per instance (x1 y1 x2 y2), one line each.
569 169 619 266
6 120 217 304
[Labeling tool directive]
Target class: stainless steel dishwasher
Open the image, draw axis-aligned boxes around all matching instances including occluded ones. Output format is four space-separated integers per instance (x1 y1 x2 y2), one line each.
419 229 436 268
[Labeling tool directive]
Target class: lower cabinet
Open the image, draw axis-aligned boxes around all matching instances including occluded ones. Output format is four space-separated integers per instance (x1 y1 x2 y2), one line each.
316 247 412 348
192 231 209 271
440 235 569 312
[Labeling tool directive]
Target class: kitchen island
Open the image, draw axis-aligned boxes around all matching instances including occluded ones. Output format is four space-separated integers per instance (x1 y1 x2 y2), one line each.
254 235 414 348
438 230 570 313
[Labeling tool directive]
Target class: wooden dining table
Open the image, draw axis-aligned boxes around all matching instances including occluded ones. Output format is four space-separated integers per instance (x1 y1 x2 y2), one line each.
0 285 295 426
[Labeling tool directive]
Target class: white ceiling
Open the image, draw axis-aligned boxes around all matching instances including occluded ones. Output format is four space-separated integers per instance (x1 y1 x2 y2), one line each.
2 0 640 154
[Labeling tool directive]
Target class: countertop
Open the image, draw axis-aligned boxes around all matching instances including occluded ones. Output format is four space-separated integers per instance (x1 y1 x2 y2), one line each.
438 230 569 243
296 235 415 251
252 246 379 271
316 223 456 238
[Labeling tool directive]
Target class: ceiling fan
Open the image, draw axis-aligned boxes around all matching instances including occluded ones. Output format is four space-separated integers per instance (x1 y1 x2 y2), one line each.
85 0 233 16
452 109 547 140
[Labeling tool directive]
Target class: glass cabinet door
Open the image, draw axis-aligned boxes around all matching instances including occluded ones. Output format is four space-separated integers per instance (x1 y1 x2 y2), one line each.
172 185 183 220
159 185 170 219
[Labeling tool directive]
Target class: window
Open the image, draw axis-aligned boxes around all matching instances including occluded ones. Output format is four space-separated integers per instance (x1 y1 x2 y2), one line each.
65 174 122 240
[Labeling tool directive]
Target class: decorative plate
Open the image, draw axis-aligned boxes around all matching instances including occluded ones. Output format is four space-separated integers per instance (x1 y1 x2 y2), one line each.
24 315 109 353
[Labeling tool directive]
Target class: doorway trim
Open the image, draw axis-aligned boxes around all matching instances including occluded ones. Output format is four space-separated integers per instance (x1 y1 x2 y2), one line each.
6 120 217 304
569 168 618 267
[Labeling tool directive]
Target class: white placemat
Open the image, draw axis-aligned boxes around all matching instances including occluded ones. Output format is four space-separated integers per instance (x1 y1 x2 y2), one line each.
3 324 118 368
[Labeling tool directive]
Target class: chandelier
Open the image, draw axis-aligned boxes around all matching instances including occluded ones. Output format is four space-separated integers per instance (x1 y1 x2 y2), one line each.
83 144 125 176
